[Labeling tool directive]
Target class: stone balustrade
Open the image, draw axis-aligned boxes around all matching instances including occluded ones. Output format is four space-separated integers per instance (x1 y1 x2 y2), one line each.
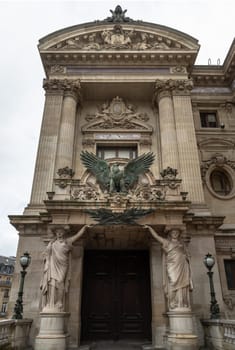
223 320 235 346
202 319 235 350
0 318 32 349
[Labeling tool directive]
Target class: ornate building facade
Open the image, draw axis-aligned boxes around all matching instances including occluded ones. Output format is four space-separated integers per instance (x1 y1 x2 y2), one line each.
8 6 235 350
0 256 15 318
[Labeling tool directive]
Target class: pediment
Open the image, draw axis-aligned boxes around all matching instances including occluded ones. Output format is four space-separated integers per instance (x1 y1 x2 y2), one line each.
39 22 199 53
198 138 235 150
82 96 153 132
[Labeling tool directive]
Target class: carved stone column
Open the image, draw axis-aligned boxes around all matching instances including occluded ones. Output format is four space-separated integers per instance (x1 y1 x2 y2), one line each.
172 79 205 203
149 240 167 348
154 80 179 171
30 79 64 205
55 80 81 172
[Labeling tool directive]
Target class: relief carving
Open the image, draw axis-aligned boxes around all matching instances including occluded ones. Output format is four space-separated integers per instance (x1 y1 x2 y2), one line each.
56 166 75 188
83 96 152 131
201 153 235 179
49 25 184 52
71 186 100 201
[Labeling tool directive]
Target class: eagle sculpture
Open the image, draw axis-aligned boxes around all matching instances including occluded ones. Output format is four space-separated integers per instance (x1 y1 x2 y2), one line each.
80 151 155 193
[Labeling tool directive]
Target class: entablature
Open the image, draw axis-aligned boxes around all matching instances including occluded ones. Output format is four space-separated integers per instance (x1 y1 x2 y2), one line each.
39 18 199 75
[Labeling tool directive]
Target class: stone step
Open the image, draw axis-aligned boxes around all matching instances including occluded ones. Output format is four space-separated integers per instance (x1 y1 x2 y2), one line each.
76 342 165 350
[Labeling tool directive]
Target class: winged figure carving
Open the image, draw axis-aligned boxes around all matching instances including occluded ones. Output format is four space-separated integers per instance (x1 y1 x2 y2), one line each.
80 151 155 193
85 208 154 225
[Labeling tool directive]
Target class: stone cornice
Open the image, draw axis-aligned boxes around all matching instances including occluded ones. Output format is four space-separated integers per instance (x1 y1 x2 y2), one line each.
41 51 196 75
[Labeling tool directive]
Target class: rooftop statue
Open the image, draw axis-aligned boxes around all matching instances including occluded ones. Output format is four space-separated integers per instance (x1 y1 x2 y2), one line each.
104 5 133 23
80 151 155 193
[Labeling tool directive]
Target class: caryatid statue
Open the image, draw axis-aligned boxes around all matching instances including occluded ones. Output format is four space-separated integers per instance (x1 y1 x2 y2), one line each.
145 225 193 311
40 225 89 311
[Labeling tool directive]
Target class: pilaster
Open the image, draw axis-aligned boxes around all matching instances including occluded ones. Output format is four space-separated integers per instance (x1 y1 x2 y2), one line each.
172 79 205 204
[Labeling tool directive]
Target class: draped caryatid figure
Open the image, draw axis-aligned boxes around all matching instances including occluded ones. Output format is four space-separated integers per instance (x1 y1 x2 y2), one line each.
146 225 193 310
40 225 89 311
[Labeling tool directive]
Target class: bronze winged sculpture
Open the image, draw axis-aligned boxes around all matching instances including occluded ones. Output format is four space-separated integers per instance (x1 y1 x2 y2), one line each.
80 151 155 193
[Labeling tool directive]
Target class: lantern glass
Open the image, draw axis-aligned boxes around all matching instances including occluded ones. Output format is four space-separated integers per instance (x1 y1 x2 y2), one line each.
204 253 215 270
20 253 31 268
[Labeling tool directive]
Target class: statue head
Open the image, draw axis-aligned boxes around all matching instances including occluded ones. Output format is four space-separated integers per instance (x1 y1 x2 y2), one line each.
50 225 70 241
56 228 65 240
168 228 181 240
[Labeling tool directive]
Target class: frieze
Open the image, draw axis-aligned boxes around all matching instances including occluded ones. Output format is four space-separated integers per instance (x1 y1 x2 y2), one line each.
82 96 152 131
48 24 186 52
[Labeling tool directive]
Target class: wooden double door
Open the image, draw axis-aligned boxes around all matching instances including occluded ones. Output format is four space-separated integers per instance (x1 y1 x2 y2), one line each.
81 250 151 341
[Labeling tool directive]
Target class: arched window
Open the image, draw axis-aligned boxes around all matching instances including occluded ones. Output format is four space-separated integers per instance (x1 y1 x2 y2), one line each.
210 169 231 196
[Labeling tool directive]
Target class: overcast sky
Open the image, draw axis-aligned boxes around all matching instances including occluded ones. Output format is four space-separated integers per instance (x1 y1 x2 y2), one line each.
0 0 234 258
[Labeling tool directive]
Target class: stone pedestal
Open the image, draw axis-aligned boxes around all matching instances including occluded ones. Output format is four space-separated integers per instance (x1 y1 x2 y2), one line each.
35 311 70 350
167 310 198 349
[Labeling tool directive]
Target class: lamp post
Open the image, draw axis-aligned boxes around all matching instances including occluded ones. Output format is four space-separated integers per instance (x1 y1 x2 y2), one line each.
203 253 220 319
12 251 31 319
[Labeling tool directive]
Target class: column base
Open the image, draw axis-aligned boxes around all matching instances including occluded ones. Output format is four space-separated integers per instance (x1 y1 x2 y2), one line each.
35 311 70 350
166 310 198 349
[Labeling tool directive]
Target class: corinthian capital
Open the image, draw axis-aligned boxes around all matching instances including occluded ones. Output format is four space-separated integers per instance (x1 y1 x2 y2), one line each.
43 78 66 93
43 78 82 102
153 79 174 103
171 78 194 95
63 79 82 102
153 78 194 103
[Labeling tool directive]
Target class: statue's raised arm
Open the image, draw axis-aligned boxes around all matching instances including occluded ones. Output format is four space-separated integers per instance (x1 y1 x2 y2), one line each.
67 225 90 245
40 225 90 312
144 225 166 246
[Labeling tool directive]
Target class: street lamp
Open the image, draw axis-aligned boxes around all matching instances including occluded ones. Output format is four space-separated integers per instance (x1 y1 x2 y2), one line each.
204 253 220 319
12 252 31 319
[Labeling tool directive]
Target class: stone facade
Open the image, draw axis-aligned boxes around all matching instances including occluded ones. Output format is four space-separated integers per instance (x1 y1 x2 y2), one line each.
0 256 15 318
8 6 235 350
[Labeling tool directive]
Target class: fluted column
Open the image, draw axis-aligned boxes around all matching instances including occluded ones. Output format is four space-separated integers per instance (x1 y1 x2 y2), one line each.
55 80 81 172
154 80 179 171
30 79 64 205
172 79 205 203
